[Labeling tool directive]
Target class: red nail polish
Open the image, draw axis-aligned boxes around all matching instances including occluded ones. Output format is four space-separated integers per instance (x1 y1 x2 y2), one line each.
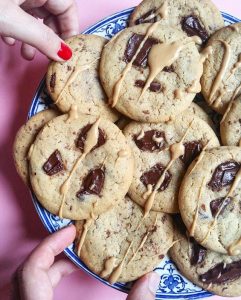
57 42 72 60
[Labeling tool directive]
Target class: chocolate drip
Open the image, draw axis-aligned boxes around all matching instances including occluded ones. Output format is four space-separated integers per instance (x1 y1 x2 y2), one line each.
76 167 105 199
134 130 166 152
207 161 240 192
140 163 172 191
43 150 64 176
181 15 209 44
180 141 203 167
199 260 241 284
190 237 206 266
50 73 56 93
76 124 106 152
135 9 157 25
210 197 231 217
135 80 161 92
163 65 174 73
124 34 159 68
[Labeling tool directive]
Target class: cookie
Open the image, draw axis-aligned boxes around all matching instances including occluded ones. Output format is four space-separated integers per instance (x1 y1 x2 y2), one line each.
220 95 241 146
13 109 60 185
184 102 215 130
75 196 173 283
201 23 241 114
46 34 119 122
29 111 134 220
123 114 219 214
129 0 224 46
179 146 241 255
170 215 241 297
100 22 204 123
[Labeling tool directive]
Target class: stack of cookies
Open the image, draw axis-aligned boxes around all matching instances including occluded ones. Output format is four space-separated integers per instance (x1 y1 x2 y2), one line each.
13 0 241 296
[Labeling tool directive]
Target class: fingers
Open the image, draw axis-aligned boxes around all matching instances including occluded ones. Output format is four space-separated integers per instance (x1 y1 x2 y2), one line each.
1 36 15 45
0 3 72 61
127 272 160 300
26 225 76 271
21 43 36 60
48 259 78 288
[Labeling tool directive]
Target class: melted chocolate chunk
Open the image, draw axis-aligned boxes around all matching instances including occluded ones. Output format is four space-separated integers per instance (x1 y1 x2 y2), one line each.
134 130 166 152
135 80 161 92
172 214 187 235
140 163 172 191
181 15 209 44
76 124 106 152
135 9 157 25
199 260 241 284
190 238 206 266
50 73 56 93
208 161 240 192
124 34 159 68
43 150 64 176
76 167 105 198
210 197 231 217
163 65 174 73
180 141 203 167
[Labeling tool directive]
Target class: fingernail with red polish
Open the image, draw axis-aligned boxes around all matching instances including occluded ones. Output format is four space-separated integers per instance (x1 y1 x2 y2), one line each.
57 42 72 60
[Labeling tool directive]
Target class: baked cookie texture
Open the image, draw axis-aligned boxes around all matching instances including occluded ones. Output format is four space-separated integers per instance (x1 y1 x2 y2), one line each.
123 114 219 214
13 109 60 185
100 23 203 123
220 95 241 146
75 196 174 283
170 215 241 297
179 147 241 255
129 0 224 45
46 34 119 122
29 114 134 220
201 23 241 114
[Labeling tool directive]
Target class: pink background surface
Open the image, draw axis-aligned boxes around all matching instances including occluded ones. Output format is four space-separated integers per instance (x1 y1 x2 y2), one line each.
0 0 241 299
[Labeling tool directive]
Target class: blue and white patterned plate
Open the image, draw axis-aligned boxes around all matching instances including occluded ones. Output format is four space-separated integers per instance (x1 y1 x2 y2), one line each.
28 8 240 299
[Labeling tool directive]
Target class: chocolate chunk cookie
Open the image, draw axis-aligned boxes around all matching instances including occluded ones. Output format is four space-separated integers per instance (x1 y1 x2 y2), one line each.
170 215 241 297
100 23 203 123
75 196 173 283
29 113 134 220
179 146 241 254
220 94 241 146
129 0 224 45
13 109 60 185
123 114 219 213
201 23 241 114
46 34 119 122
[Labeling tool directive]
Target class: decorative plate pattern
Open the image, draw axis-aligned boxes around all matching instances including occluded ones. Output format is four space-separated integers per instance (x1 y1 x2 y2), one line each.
28 8 241 299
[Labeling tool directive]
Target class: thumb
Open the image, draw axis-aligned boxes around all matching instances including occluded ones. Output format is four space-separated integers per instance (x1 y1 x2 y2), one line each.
0 3 72 61
127 272 160 300
48 259 79 288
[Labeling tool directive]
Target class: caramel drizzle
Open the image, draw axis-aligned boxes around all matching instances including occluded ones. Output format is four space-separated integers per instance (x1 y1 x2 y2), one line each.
143 184 153 200
209 40 231 107
143 120 193 218
139 36 200 100
108 240 134 284
189 176 206 237
27 144 34 160
186 140 210 176
201 167 241 246
221 82 241 124
66 104 78 122
136 129 145 140
77 201 98 256
200 46 213 64
58 118 101 218
55 58 99 104
118 149 129 158
100 257 117 278
128 215 158 264
109 22 160 107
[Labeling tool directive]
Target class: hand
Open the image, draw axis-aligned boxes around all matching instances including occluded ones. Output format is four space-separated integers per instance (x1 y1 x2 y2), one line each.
11 224 160 300
0 0 80 61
